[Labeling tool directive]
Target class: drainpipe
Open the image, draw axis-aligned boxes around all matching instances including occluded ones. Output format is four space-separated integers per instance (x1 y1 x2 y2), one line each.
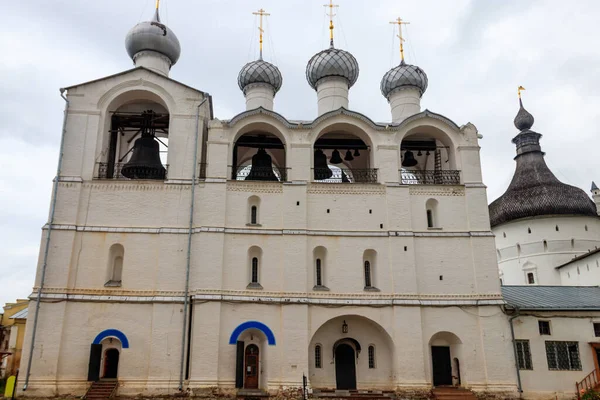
179 96 209 390
508 306 523 395
23 89 70 390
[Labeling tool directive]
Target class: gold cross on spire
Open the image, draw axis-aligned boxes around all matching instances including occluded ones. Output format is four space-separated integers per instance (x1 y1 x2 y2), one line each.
389 17 410 62
155 0 160 10
518 85 526 98
252 8 271 60
324 0 339 47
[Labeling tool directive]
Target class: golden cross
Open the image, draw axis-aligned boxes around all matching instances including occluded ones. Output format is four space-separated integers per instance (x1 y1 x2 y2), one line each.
155 0 160 10
518 85 526 98
252 8 271 59
324 0 339 47
389 17 410 62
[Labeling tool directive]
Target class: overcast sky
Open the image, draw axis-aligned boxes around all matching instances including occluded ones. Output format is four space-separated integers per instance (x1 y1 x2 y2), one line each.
1 0 598 306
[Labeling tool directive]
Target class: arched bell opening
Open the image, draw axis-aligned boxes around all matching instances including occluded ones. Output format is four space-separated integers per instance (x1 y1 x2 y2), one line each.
232 132 286 182
313 130 375 183
99 93 170 180
399 127 459 185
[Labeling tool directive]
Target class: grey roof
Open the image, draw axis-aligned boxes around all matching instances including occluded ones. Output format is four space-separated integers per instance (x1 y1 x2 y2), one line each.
593 181 599 191
502 286 600 311
380 60 428 99
238 59 283 94
10 308 28 320
489 100 597 227
125 9 181 65
306 46 359 90
556 248 600 269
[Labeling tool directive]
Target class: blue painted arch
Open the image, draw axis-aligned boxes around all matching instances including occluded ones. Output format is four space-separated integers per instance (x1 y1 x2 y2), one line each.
229 321 276 345
93 329 130 348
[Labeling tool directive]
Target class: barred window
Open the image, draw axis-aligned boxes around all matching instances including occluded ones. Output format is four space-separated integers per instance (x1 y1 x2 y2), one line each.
315 345 322 368
251 206 257 224
368 345 376 369
516 340 533 370
364 261 372 288
538 320 551 335
316 259 323 286
594 323 600 337
527 272 535 284
545 341 581 371
251 257 259 283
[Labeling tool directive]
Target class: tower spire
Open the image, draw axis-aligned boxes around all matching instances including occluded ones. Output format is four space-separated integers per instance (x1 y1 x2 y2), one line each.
252 8 270 60
390 17 410 63
324 0 339 48
154 0 161 21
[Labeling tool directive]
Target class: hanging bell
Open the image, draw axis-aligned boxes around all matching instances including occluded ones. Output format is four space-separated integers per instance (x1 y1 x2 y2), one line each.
417 150 423 156
344 149 354 161
313 149 333 180
330 149 343 164
402 150 418 167
353 148 360 157
121 136 166 179
245 148 278 181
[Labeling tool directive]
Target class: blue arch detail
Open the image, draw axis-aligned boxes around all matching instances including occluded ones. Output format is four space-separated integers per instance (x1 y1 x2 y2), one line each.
228 321 276 345
93 329 130 348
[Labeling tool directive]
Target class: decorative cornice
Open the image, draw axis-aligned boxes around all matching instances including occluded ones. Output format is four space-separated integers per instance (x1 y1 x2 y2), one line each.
82 182 190 191
408 186 465 196
226 181 284 193
307 184 385 195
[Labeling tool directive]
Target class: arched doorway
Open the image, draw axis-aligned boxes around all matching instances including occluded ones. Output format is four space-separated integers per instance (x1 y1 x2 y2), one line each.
429 331 462 387
244 344 259 389
103 348 120 379
335 344 356 390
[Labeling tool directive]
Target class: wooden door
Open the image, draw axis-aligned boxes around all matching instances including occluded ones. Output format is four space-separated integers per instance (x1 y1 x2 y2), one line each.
335 344 357 390
244 344 259 389
432 346 452 386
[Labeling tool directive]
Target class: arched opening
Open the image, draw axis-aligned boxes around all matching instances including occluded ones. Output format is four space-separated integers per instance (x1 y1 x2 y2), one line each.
98 91 170 180
426 198 439 228
313 124 376 183
248 196 261 225
429 331 463 387
335 343 357 390
368 345 376 369
248 246 263 289
88 330 128 382
244 344 260 389
102 348 120 379
313 246 328 290
229 321 275 390
106 244 124 287
315 344 323 368
399 127 459 185
232 127 286 181
363 250 377 290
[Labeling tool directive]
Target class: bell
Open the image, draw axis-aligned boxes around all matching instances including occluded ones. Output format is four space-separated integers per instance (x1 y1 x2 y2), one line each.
417 150 423 156
330 149 343 164
121 136 166 179
344 149 354 161
245 148 278 181
402 150 418 167
313 149 333 180
353 149 360 157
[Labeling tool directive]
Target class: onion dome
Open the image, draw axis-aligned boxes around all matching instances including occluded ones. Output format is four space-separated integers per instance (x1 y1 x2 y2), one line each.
238 59 283 94
125 8 181 66
489 99 597 227
380 60 428 98
306 46 359 90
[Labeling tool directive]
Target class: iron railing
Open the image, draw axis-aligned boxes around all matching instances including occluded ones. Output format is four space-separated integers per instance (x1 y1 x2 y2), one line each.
313 168 378 183
96 162 168 180
400 170 460 185
577 369 600 399
231 165 289 182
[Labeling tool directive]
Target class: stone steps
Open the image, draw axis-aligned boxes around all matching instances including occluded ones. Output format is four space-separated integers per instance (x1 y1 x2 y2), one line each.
432 387 477 400
84 380 118 400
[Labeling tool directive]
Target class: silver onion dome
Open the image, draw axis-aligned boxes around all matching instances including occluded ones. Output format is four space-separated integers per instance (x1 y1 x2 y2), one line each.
125 9 181 66
306 47 359 90
238 59 283 94
380 60 428 98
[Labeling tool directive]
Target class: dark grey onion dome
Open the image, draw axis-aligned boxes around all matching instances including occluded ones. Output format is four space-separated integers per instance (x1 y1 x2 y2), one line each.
489 100 597 227
380 60 428 98
238 59 283 94
306 47 359 90
125 9 181 66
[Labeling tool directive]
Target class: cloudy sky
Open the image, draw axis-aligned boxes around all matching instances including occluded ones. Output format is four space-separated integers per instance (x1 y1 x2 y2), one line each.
1 0 598 306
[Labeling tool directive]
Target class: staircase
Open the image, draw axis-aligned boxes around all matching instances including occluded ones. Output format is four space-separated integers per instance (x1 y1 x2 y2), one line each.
84 380 118 400
432 387 477 400
577 369 600 399
312 389 396 400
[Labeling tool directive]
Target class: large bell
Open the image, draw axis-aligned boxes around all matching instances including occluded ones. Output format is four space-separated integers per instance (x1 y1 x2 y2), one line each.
121 136 166 179
402 150 418 167
330 149 343 164
245 148 278 181
344 149 354 161
313 149 333 180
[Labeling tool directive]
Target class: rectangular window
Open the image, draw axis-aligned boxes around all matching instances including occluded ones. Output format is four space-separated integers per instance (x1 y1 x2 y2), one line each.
545 341 582 371
368 346 375 369
527 272 535 284
316 259 322 286
538 320 551 335
516 340 533 370
594 323 600 337
364 261 372 288
426 210 434 228
315 345 322 368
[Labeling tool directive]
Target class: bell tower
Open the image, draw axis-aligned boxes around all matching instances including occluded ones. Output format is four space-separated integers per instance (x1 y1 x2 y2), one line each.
592 182 600 215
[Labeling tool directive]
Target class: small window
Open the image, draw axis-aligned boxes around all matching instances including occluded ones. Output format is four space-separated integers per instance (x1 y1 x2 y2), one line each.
543 240 548 252
528 227 531 234
594 323 600 337
556 225 559 232
364 261 372 288
315 344 322 368
527 272 535 285
368 345 375 369
539 321 551 335
503 232 506 238
426 210 434 228
251 206 257 224
516 340 533 370
316 259 323 286
545 341 581 371
251 257 259 284
585 225 588 232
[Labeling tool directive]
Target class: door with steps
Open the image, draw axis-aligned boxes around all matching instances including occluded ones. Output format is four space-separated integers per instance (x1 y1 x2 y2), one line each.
84 380 118 400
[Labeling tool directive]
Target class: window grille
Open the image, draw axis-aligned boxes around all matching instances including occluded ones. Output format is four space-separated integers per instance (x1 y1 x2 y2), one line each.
251 257 259 283
316 259 322 286
364 261 372 288
545 341 581 371
315 345 322 368
594 323 600 337
251 206 257 224
538 320 551 335
527 272 535 284
368 345 375 369
516 340 533 370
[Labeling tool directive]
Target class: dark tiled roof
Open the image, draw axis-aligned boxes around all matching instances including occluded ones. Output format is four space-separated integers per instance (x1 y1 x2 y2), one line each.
556 248 600 269
502 285 600 311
